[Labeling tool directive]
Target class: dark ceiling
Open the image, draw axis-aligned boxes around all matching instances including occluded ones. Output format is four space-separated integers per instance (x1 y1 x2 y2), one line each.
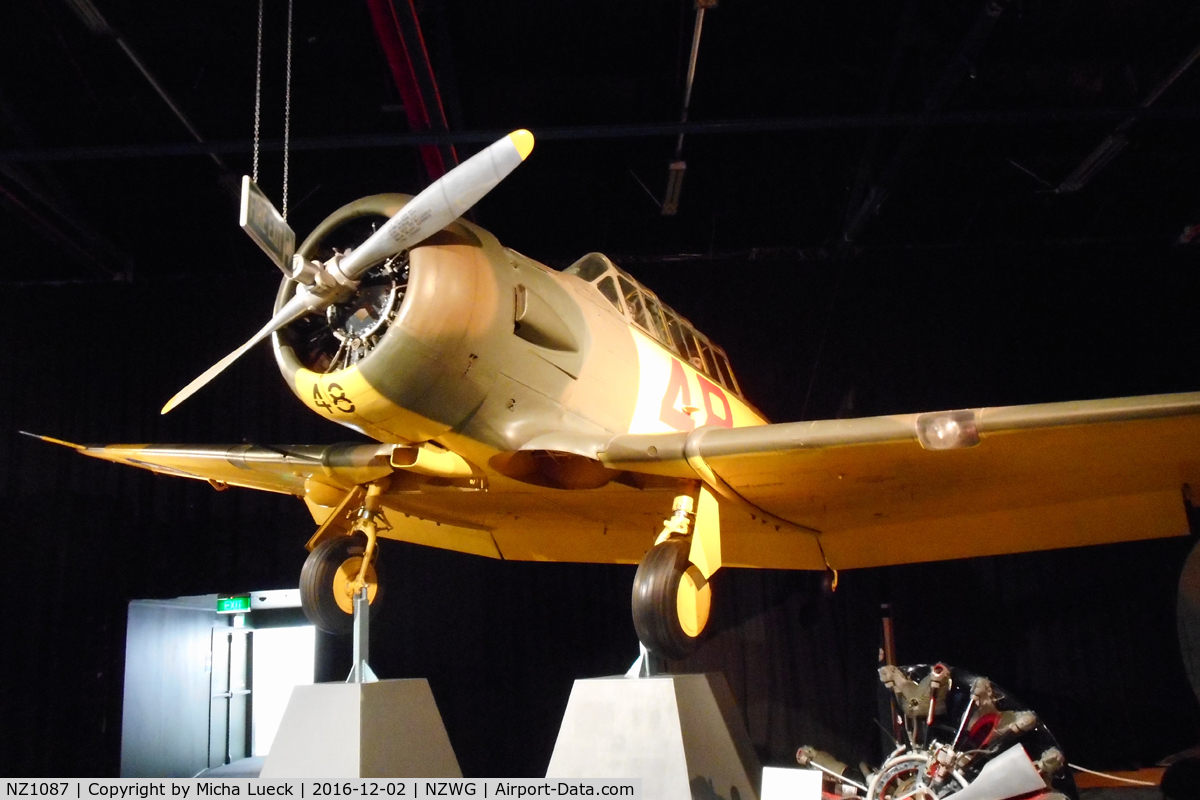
6 0 1200 278
5 3 1200 777
3 0 1200 423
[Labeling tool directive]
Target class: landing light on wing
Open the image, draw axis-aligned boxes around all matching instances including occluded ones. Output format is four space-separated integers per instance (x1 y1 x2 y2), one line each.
915 410 980 450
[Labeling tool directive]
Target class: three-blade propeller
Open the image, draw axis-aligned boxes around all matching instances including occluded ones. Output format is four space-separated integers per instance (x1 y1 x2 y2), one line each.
162 130 534 414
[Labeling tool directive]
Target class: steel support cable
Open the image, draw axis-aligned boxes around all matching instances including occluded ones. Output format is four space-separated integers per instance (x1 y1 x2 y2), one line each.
282 0 293 219
249 0 293 215
252 0 263 183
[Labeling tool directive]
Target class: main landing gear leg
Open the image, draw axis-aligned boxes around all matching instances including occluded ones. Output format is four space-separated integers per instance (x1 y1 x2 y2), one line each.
300 480 389 635
631 483 722 662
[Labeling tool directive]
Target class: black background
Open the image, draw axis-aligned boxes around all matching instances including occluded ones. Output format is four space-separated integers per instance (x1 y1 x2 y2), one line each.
3 0 1200 780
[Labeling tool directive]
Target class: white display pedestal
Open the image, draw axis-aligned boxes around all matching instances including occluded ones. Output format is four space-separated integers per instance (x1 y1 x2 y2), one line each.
760 767 822 800
546 674 761 800
260 679 461 778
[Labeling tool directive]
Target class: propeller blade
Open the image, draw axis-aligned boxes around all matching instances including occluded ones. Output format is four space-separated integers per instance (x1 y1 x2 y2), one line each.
338 129 534 280
160 290 321 414
162 129 534 414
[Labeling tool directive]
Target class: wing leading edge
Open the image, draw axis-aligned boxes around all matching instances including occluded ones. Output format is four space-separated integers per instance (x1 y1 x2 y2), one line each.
597 391 1200 569
27 390 1200 570
26 434 501 559
23 435 380 495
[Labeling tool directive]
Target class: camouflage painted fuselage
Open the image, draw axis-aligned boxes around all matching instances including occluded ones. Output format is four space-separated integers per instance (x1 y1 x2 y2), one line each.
271 195 776 565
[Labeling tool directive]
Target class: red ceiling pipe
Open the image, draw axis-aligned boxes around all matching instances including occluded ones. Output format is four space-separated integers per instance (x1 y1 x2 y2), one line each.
365 0 457 181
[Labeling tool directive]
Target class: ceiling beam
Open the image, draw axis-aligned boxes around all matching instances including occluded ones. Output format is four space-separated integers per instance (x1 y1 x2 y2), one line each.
839 0 1013 248
3 107 1200 164
1056 36 1200 193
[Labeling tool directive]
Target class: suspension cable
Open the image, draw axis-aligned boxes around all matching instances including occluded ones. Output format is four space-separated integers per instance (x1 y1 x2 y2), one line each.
252 0 264 183
282 0 293 219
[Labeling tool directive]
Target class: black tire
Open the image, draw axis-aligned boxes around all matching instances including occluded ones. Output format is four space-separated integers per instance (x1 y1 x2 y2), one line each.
632 537 712 660
300 533 382 635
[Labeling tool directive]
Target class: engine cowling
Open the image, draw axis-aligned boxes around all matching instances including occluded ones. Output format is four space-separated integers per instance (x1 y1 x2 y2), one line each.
273 194 494 444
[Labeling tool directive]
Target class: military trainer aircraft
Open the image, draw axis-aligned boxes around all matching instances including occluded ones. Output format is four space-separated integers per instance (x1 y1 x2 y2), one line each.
32 130 1200 659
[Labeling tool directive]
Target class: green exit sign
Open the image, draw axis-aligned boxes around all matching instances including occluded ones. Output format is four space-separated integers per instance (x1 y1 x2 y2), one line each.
217 595 251 614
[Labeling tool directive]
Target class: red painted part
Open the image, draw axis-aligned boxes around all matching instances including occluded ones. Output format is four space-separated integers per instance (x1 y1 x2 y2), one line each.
364 0 457 181
969 712 1000 747
397 0 452 133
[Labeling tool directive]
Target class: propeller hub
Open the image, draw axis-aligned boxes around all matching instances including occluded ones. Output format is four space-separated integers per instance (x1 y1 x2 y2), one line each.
322 253 361 291
289 254 322 286
161 129 534 414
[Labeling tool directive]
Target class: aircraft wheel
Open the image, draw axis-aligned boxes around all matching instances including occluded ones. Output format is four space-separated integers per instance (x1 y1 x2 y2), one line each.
300 533 381 635
632 537 712 659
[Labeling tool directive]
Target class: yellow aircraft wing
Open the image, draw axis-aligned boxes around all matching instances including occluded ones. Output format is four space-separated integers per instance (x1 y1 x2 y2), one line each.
22 435 394 496
599 391 1200 569
28 390 1200 571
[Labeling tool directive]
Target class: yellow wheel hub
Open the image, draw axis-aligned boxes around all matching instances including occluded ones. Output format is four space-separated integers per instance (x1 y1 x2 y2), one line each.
331 556 379 615
676 565 711 639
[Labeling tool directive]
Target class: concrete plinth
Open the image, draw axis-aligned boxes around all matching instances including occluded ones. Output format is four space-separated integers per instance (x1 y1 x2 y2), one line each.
546 674 761 800
260 679 461 779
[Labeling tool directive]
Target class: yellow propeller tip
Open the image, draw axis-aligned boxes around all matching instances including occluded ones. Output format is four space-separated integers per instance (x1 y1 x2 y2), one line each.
508 129 534 160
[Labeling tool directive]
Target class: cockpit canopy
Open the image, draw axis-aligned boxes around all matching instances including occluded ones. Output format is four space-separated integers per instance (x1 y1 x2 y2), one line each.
564 252 742 397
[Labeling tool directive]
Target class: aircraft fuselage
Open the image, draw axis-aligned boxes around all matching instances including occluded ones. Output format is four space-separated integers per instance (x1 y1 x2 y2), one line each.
273 194 766 493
